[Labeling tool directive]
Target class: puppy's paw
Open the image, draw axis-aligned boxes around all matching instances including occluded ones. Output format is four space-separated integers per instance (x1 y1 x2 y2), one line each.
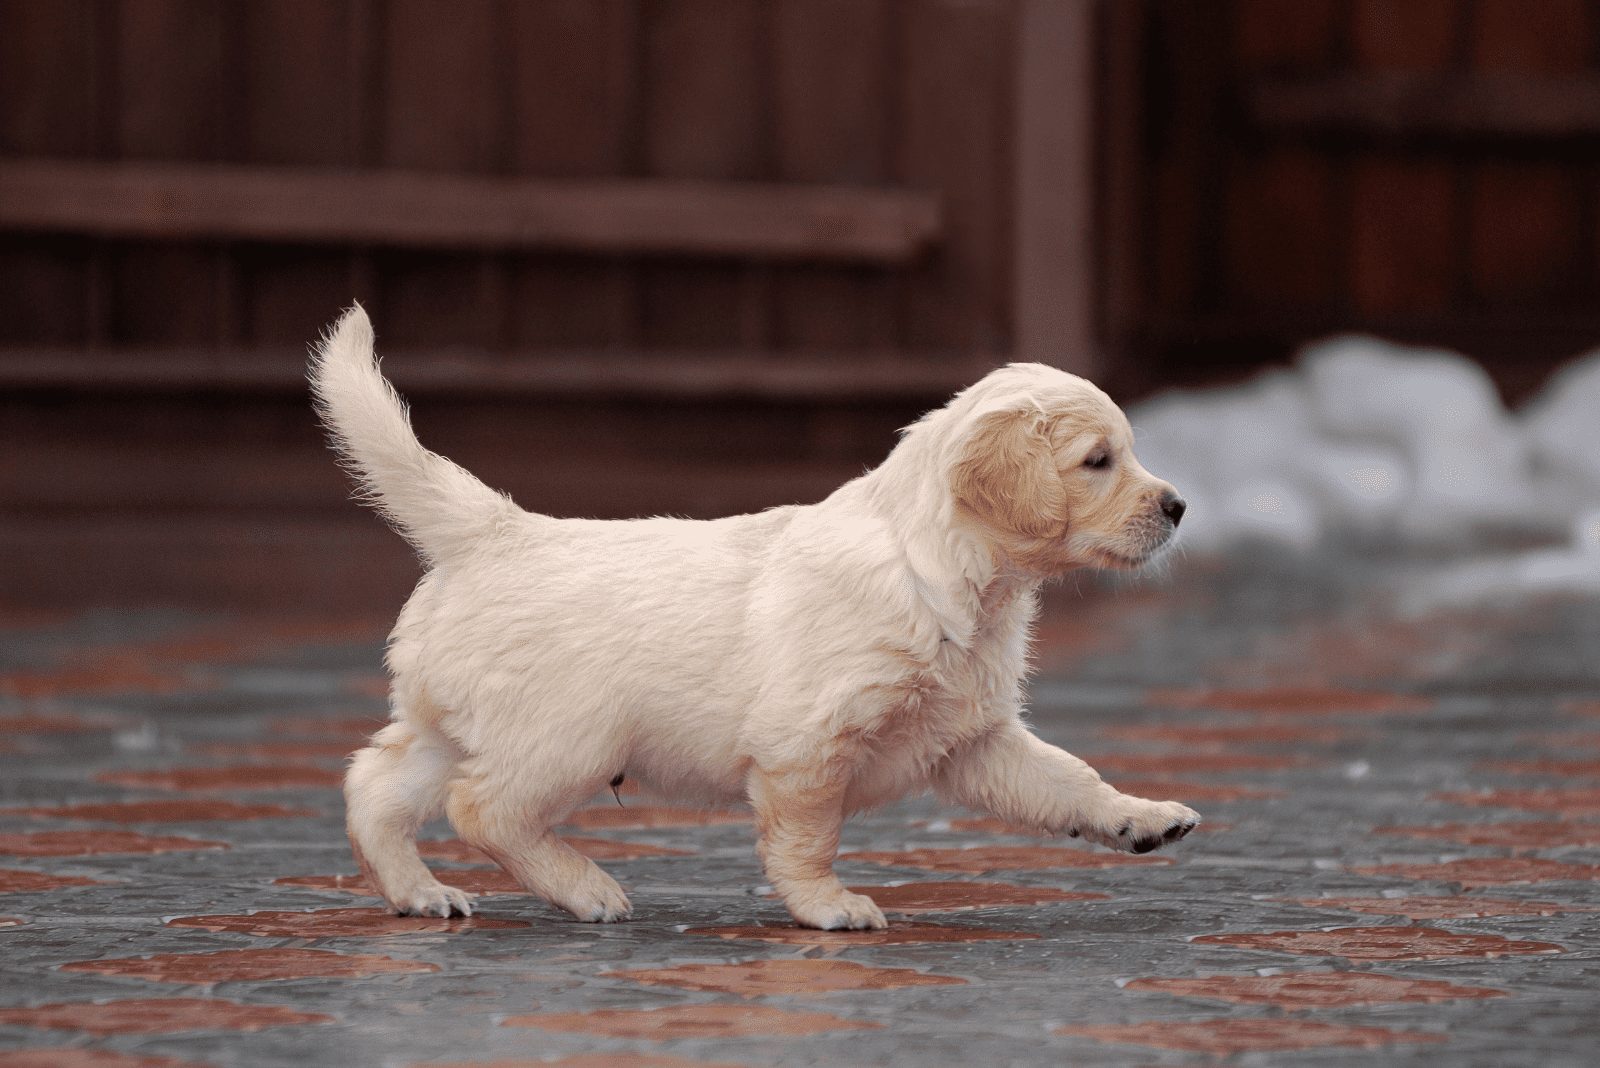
392 880 476 918
1083 794 1200 855
787 889 888 931
559 873 633 923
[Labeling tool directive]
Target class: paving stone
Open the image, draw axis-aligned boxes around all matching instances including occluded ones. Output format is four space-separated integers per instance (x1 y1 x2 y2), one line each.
605 960 968 997
1060 1018 1446 1054
1195 925 1566 960
0 997 330 1034
60 948 438 983
1124 971 1507 1007
682 922 1037 945
3 558 1599 1066
842 846 1171 873
0 831 229 857
502 1004 883 1038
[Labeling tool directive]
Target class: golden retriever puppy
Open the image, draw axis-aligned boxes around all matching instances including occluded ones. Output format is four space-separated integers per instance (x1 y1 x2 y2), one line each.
312 305 1197 930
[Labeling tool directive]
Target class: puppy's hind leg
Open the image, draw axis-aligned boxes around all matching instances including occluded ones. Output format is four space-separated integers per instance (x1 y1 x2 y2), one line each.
345 719 474 917
446 767 632 923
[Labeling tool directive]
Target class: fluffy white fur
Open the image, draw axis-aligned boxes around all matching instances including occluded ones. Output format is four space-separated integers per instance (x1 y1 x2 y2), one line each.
311 305 1199 929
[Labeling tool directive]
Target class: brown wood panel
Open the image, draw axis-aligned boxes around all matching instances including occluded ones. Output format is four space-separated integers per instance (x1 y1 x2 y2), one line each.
237 0 363 348
377 0 504 173
1145 0 1232 321
375 0 506 349
0 0 98 346
770 0 899 350
0 161 938 262
1468 163 1582 305
1471 0 1590 71
638 0 773 348
897 0 1016 351
1224 150 1339 309
1351 0 1458 70
0 346 993 401
1350 160 1456 315
1235 0 1344 70
1013 0 1097 371
110 0 230 345
0 235 94 345
505 0 640 348
1466 0 1590 310
0 0 96 154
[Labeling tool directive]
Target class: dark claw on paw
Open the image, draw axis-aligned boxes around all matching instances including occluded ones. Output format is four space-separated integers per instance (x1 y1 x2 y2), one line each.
1163 820 1194 841
1116 821 1132 837
1130 836 1162 854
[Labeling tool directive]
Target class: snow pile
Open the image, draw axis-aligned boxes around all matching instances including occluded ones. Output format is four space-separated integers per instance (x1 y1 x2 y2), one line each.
1130 336 1600 595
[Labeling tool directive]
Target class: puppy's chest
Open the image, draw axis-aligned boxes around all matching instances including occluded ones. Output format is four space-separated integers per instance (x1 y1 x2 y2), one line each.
874 639 1021 754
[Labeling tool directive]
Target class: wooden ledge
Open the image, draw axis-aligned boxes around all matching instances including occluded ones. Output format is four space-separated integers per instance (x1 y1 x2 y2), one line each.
0 348 1002 402
0 160 942 264
1249 71 1600 142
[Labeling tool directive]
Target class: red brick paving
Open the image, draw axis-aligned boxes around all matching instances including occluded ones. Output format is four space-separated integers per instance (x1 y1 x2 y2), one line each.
95 765 343 792
560 806 750 830
166 907 528 937
276 869 524 897
1102 778 1282 801
501 1004 883 1038
683 921 1038 945
414 839 493 864
1479 757 1600 777
1081 751 1309 773
1061 1018 1445 1054
187 740 358 761
0 997 330 1034
1146 686 1433 716
844 845 1170 873
0 868 101 893
1126 971 1505 1007
1098 722 1356 747
419 1057 744 1068
1196 926 1565 959
0 662 197 698
0 831 228 856
0 1051 213 1068
561 835 694 860
61 947 437 982
1287 896 1599 919
267 715 385 739
606 959 967 997
17 800 315 823
844 881 1110 912
1377 822 1600 850
1525 730 1600 750
0 713 122 733
1352 857 1600 887
425 831 669 864
1433 788 1600 817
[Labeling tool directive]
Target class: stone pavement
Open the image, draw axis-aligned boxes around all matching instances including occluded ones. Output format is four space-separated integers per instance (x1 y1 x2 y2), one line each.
2 552 1598 1067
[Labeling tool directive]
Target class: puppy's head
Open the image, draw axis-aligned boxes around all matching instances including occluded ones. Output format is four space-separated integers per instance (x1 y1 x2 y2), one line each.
946 364 1183 574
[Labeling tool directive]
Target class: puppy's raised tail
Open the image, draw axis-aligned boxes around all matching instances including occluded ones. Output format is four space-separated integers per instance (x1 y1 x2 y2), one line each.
308 304 514 565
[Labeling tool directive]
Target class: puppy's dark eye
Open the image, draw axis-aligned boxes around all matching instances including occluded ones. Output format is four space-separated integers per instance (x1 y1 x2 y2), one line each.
1083 452 1111 470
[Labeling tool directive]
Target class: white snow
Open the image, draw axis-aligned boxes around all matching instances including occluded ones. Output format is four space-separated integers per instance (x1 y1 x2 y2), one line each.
1130 335 1600 601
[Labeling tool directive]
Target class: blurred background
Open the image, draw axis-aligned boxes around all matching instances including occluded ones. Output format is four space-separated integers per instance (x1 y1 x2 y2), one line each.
3 0 1600 610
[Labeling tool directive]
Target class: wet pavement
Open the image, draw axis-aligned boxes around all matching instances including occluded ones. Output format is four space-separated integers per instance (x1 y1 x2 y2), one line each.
2 552 1598 1067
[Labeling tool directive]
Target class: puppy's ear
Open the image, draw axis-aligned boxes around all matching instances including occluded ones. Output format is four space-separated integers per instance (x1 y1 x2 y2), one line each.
951 409 1065 538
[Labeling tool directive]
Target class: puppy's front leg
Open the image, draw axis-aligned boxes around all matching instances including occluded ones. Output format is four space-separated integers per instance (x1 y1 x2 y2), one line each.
749 766 887 930
936 721 1199 853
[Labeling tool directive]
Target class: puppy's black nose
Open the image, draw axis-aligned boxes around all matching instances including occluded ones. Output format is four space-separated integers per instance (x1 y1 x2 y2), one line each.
1161 493 1187 527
